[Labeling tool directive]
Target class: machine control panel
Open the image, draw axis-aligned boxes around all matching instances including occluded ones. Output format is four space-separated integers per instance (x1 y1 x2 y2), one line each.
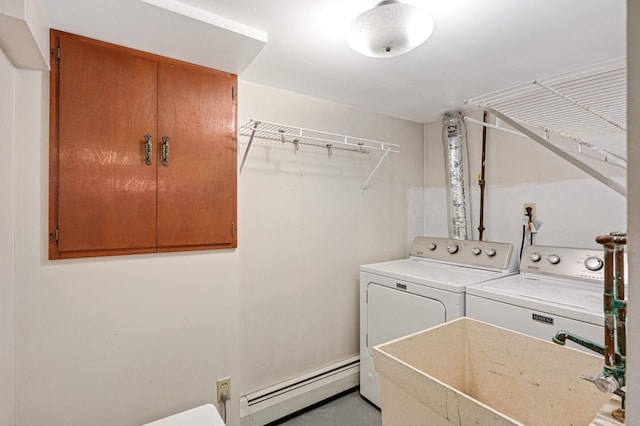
409 237 514 271
520 245 627 282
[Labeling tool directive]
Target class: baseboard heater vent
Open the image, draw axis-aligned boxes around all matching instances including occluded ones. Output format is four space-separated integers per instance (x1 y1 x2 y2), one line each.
239 357 360 426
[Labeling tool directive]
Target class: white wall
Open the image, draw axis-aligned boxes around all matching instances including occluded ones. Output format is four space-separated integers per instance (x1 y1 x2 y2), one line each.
0 50 16 426
12 75 423 425
424 109 627 251
235 81 424 395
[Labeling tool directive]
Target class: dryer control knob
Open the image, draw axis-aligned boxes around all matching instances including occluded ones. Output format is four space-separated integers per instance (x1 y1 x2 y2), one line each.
471 247 482 256
485 248 496 257
585 256 604 271
427 243 437 251
447 244 459 254
529 252 542 262
548 254 561 265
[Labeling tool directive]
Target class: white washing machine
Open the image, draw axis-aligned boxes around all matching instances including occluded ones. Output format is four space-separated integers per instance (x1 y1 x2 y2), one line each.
466 245 614 353
359 236 516 407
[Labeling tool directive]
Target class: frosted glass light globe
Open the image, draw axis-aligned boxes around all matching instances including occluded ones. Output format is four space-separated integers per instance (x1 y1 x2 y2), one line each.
346 1 434 58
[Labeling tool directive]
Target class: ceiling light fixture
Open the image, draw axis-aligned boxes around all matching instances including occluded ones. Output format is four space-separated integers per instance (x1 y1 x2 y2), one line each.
346 0 434 58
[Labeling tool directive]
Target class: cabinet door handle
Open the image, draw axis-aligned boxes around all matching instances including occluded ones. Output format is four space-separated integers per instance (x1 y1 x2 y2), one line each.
162 136 170 167
144 134 152 166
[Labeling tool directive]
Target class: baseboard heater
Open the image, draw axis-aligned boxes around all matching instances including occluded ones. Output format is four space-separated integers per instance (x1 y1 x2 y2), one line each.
239 356 360 426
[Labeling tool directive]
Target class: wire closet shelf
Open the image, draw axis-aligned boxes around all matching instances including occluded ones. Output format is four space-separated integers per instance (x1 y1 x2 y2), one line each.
238 119 400 192
465 58 626 167
464 57 627 197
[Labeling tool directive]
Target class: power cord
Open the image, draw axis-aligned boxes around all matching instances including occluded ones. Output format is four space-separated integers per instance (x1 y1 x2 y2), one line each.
526 206 534 246
520 206 543 260
221 389 229 424
519 214 528 260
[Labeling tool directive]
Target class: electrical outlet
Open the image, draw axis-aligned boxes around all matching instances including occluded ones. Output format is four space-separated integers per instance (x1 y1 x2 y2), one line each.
217 377 231 402
524 203 536 218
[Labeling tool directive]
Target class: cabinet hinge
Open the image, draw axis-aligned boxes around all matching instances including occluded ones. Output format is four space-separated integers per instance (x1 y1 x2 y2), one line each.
51 225 59 244
232 222 237 238
53 46 60 64
232 86 236 101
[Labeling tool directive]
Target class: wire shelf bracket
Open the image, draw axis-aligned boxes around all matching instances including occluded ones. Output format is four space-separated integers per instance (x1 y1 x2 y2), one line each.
486 108 626 197
238 119 400 192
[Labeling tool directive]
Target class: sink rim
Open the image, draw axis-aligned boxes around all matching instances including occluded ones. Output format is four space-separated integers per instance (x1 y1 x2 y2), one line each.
373 317 613 426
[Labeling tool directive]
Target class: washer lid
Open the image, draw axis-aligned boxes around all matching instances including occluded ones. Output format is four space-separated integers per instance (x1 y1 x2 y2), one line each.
466 274 603 325
360 258 512 293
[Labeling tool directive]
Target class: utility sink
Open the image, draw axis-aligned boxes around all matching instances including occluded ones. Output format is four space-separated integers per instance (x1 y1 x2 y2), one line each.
373 318 621 426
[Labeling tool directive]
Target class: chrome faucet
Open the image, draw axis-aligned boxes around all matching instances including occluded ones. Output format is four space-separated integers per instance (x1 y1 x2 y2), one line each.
552 232 627 417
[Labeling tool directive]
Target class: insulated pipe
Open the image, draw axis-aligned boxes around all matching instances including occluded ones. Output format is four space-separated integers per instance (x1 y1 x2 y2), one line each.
442 111 472 240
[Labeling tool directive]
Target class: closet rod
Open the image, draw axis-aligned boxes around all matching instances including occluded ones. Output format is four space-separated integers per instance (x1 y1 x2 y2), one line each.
463 116 524 137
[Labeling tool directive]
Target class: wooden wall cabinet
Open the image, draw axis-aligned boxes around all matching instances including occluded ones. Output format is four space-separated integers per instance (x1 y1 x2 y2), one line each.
49 30 237 259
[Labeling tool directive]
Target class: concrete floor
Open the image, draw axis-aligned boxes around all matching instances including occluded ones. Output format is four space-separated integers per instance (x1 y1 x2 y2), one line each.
270 389 382 426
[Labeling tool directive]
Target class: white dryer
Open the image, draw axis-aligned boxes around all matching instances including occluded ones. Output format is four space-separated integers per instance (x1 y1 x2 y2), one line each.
359 236 516 407
466 245 614 353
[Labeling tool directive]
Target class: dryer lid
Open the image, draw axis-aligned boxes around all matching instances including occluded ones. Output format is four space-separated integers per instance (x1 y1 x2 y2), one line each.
361 258 513 293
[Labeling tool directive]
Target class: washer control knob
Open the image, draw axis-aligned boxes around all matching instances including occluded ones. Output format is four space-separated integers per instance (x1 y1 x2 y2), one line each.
471 247 482 256
447 244 459 254
427 243 437 251
485 248 496 257
585 256 604 271
548 254 561 265
529 252 542 262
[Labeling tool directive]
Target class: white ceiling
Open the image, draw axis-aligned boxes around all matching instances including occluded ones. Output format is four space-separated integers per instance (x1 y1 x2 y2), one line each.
39 0 625 123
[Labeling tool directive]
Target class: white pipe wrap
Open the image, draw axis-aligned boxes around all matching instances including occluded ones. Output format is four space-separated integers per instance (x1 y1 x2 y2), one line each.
442 111 472 240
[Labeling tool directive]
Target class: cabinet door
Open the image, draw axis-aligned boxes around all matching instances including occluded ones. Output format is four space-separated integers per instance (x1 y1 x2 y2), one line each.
156 61 237 249
50 32 158 258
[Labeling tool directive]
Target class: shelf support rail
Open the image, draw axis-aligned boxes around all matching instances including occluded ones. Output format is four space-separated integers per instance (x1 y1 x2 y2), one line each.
239 120 259 175
485 108 626 197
